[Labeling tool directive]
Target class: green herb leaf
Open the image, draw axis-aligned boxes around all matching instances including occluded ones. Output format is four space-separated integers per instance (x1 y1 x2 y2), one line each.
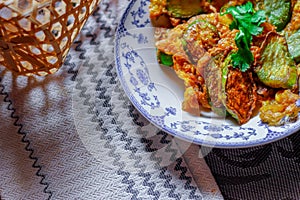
221 2 266 71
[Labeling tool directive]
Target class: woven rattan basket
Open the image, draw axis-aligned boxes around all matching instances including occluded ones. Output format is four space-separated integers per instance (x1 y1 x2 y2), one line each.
0 0 101 76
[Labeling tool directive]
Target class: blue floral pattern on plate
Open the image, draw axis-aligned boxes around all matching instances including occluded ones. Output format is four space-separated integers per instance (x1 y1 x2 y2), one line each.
114 0 300 148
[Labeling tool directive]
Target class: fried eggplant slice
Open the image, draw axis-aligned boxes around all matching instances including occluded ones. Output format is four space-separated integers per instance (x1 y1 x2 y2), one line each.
172 54 211 110
182 19 220 64
264 0 292 31
167 0 204 18
194 52 226 116
286 29 300 63
222 55 258 124
155 23 187 63
285 0 300 63
257 32 298 89
156 13 229 66
149 0 210 27
149 0 244 27
260 89 300 126
149 0 173 28
283 0 300 34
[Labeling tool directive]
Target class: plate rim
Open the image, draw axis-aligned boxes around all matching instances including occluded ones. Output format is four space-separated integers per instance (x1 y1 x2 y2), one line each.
114 0 300 148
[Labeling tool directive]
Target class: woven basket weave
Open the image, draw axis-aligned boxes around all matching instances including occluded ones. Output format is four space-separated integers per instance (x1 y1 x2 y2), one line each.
0 0 101 76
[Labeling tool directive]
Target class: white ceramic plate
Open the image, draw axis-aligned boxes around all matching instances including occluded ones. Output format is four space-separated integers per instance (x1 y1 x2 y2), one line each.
114 0 300 148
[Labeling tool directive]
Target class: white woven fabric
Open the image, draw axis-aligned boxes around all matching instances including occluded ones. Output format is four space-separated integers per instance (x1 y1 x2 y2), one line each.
0 0 223 199
0 90 48 200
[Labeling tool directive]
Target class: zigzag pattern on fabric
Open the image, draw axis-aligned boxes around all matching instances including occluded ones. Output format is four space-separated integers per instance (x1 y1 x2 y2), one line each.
0 77 52 199
175 158 203 199
124 69 203 198
63 0 203 199
95 65 171 199
129 105 203 199
66 1 116 82
72 51 202 199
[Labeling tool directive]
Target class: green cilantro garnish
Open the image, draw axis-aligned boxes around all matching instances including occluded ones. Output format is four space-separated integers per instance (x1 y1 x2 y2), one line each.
221 2 266 72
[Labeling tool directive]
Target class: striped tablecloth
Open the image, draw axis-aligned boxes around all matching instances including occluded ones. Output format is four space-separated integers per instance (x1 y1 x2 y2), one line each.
1 0 300 199
0 0 222 199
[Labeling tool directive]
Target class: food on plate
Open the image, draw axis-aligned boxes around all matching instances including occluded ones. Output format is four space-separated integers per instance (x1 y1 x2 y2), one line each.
262 0 292 31
221 54 258 124
149 0 249 27
260 89 300 126
150 0 300 125
257 32 298 89
287 29 300 63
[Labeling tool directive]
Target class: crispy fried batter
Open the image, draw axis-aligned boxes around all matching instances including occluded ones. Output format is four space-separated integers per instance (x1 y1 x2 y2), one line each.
225 67 258 124
152 0 300 125
284 0 300 34
172 54 211 110
260 90 300 126
208 29 238 66
155 23 187 56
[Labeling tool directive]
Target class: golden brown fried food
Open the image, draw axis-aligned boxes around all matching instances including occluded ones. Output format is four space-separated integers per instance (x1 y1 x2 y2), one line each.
152 0 300 125
284 0 300 34
149 0 249 27
223 66 258 124
260 90 300 126
172 54 211 110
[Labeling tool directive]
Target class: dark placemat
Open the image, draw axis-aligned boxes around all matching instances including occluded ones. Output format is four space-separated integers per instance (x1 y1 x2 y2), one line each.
205 132 300 200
